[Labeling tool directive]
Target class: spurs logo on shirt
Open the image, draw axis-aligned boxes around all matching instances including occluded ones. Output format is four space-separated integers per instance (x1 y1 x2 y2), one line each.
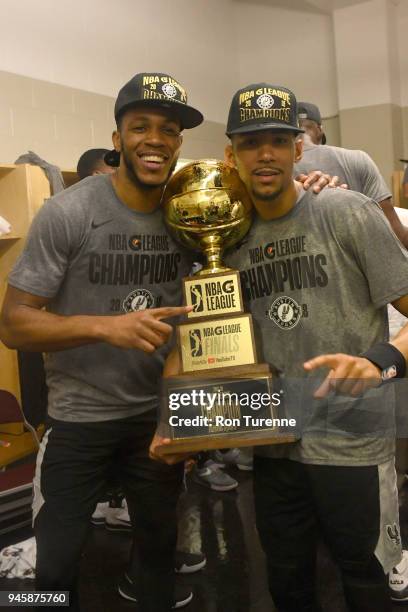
268 296 302 330
123 289 155 312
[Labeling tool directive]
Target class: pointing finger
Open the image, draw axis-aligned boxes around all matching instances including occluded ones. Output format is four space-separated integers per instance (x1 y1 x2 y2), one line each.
152 305 193 320
313 371 334 398
304 354 342 372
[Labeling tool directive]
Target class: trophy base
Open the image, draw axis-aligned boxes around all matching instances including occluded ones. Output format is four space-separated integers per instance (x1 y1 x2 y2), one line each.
156 431 297 455
157 364 298 455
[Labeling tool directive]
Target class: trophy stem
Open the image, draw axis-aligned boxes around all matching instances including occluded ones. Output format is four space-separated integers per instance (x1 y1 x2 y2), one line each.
199 234 230 274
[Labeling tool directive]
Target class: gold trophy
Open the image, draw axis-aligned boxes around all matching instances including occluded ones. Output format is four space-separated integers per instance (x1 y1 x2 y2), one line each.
157 160 296 453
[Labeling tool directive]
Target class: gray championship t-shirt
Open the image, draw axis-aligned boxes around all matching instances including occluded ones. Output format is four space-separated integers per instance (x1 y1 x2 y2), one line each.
225 188 408 466
9 175 193 422
295 144 391 203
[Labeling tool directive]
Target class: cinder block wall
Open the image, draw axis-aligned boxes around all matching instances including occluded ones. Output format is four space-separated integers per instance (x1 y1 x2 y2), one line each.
0 70 227 170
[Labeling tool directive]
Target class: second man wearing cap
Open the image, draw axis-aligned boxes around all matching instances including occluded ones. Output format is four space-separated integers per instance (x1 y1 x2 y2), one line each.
223 83 408 611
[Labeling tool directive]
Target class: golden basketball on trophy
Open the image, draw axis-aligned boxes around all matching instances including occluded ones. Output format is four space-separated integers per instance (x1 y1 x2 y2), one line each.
158 160 296 454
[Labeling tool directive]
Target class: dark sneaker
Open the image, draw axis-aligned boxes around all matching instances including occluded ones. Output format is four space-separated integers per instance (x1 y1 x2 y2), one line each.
390 550 408 601
118 573 193 609
212 448 253 471
175 551 206 574
192 460 238 491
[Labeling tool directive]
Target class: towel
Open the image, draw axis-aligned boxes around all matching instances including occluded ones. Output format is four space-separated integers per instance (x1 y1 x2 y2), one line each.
0 537 36 579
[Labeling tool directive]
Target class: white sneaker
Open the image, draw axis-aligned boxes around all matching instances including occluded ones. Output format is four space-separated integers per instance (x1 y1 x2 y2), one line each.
91 501 110 526
105 499 132 532
390 549 408 601
91 499 132 531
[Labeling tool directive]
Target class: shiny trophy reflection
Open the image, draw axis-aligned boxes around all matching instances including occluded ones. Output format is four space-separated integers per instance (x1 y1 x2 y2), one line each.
163 160 252 274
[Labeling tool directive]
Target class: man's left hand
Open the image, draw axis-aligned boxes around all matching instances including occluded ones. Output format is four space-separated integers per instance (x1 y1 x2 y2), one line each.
296 171 348 193
303 353 381 398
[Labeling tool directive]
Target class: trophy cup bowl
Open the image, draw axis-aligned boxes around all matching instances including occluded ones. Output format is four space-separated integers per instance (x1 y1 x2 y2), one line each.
162 159 253 274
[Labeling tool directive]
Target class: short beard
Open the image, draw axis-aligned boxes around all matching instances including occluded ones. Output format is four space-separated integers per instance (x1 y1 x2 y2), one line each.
122 147 178 191
251 185 284 202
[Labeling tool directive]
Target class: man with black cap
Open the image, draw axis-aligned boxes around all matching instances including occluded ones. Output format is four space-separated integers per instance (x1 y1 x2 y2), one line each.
297 101 326 145
295 101 408 248
76 148 115 180
0 72 204 612
222 82 408 611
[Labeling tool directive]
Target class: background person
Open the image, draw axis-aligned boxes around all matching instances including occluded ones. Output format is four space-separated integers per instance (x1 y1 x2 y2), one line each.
296 102 408 248
76 148 116 180
297 101 326 145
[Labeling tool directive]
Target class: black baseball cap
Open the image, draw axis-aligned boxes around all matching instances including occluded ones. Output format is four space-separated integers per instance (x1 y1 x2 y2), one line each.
105 72 203 167
298 102 322 125
226 83 304 137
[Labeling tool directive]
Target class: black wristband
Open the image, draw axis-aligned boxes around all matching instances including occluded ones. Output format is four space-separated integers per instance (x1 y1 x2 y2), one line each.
361 342 406 382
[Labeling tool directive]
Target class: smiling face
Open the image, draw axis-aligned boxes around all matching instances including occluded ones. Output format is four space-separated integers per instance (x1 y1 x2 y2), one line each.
112 107 183 189
225 130 302 205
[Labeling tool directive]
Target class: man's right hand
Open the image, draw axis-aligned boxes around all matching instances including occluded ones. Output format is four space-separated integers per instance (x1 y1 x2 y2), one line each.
296 172 348 192
149 432 194 465
0 286 191 353
100 305 192 352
